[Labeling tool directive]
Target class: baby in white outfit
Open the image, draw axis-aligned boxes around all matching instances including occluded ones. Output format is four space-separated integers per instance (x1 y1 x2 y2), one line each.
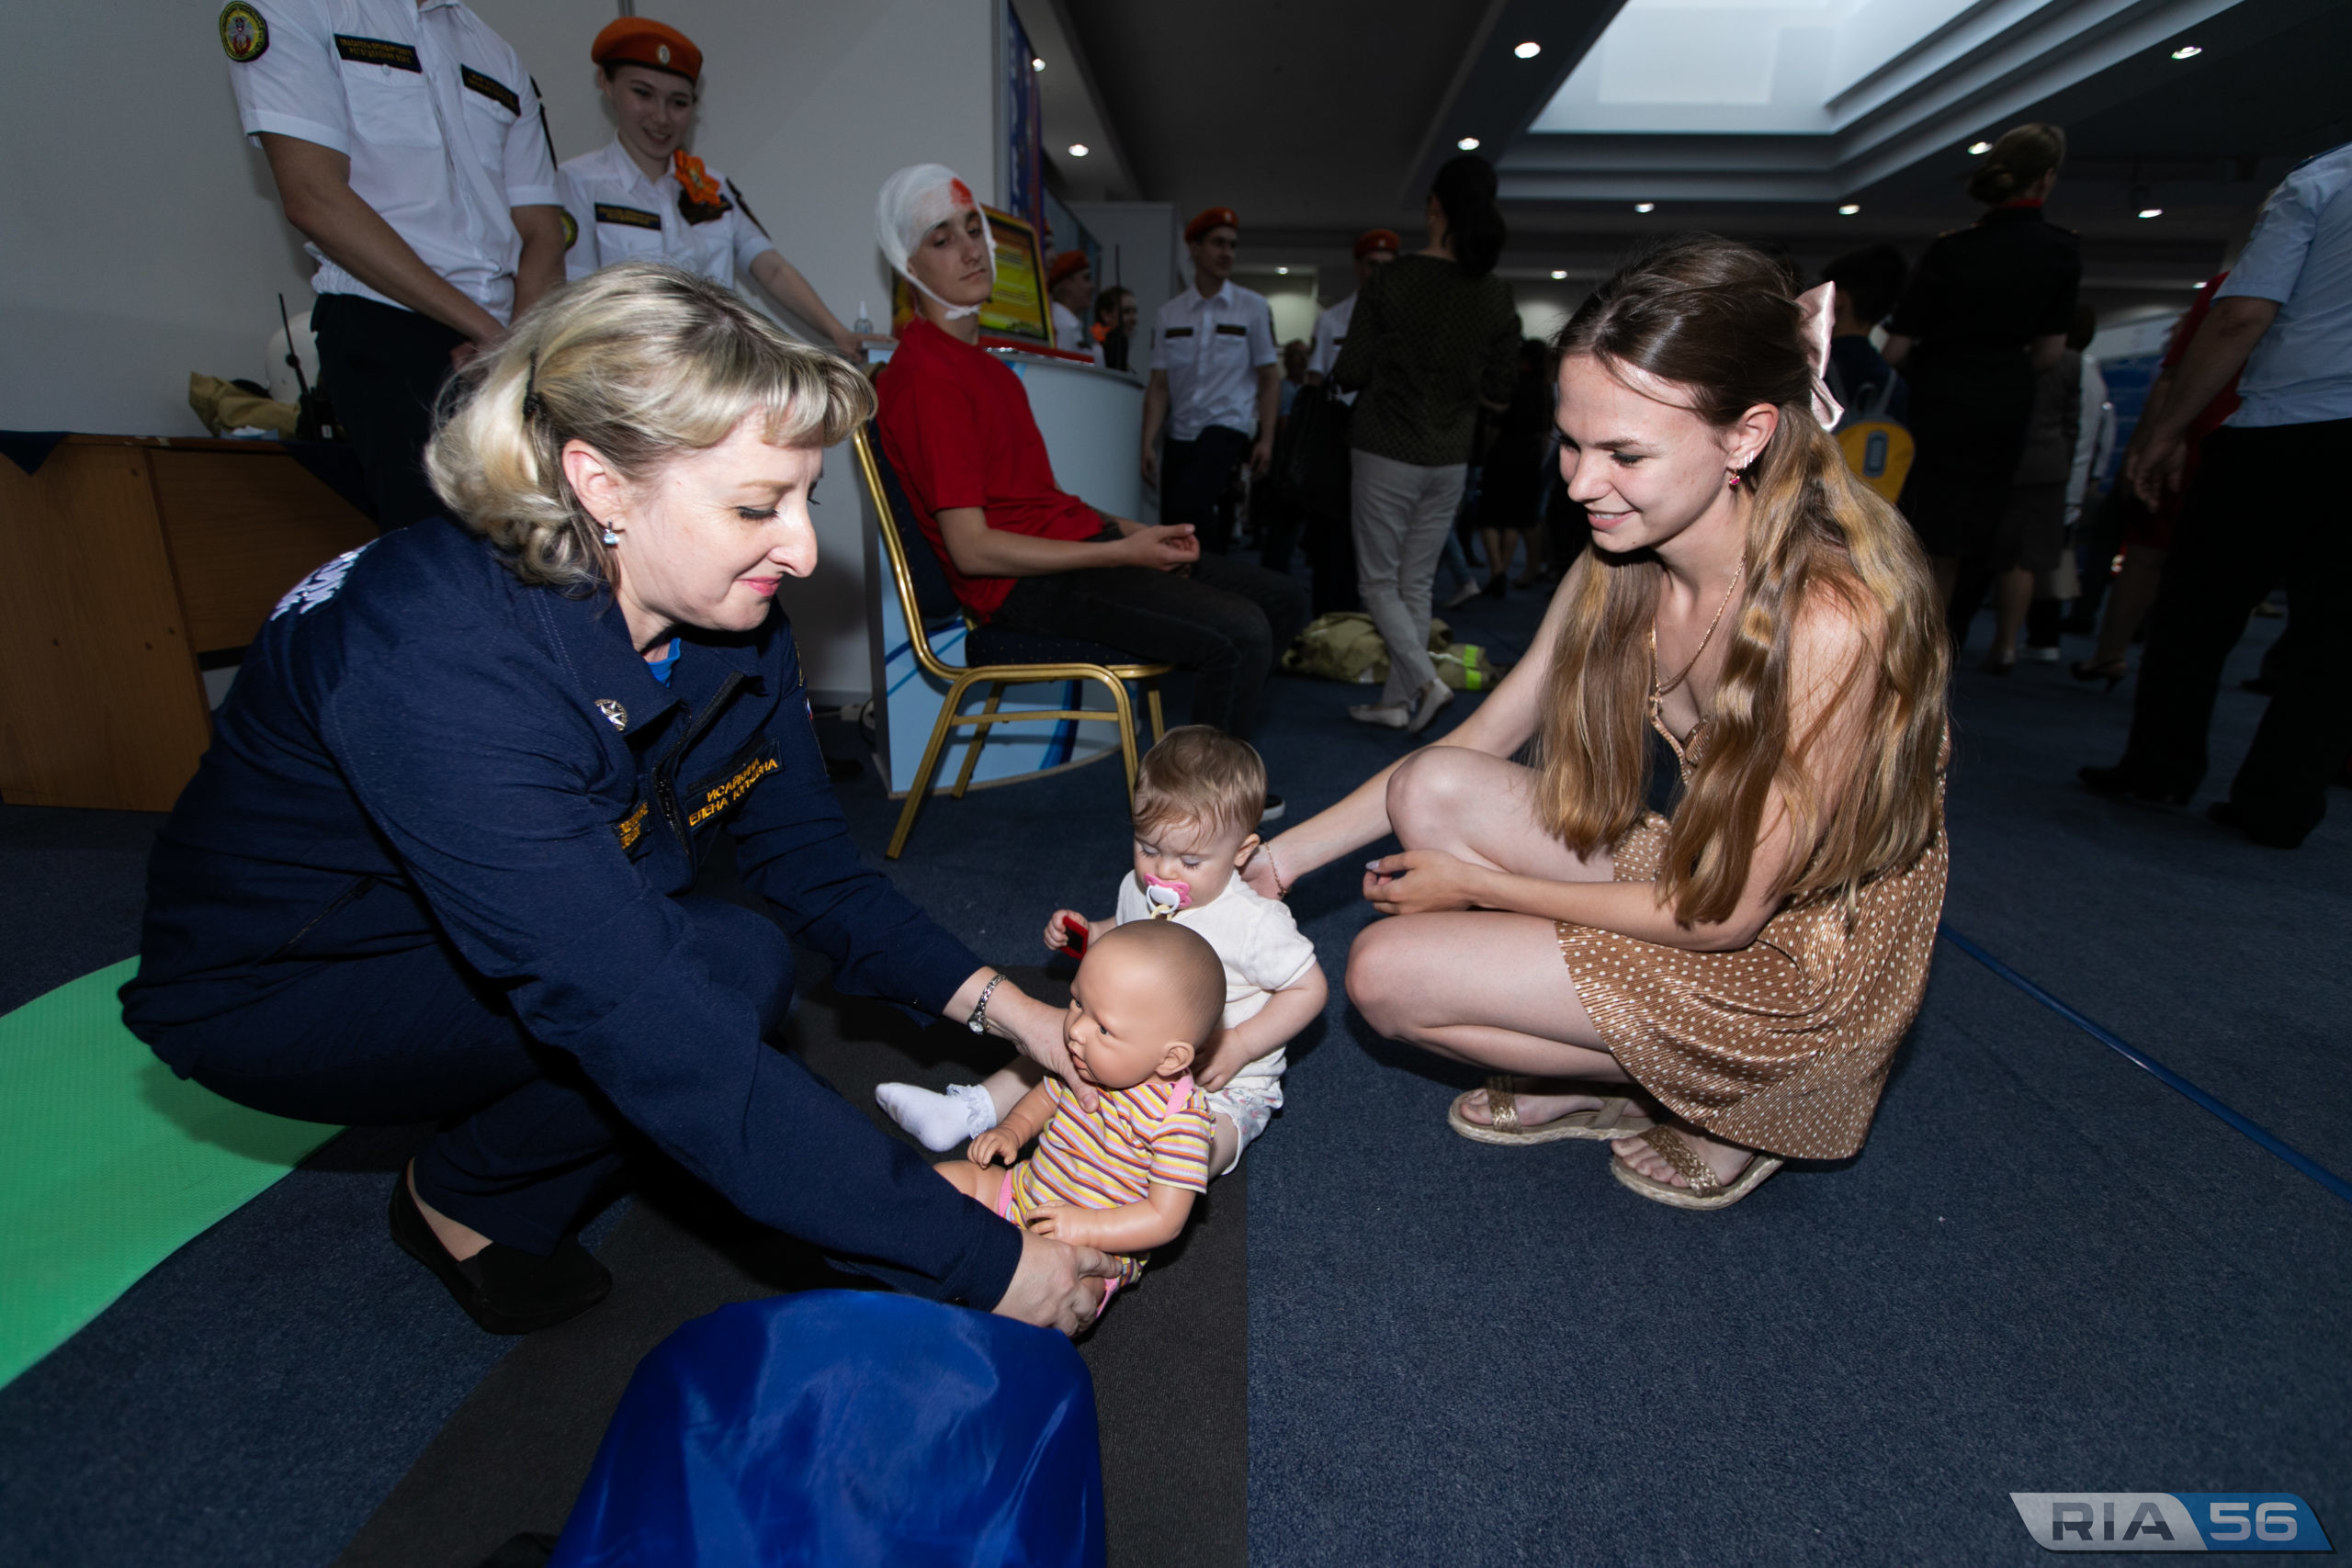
880 727 1326 1178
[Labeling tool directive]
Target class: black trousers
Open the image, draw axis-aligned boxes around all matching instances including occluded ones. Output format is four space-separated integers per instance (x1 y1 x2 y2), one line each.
167 898 793 1255
311 292 469 530
2117 419 2352 842
992 539 1306 737
1160 424 1253 554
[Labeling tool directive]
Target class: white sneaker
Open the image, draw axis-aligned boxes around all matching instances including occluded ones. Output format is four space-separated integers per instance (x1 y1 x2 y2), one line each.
2021 645 2061 664
1406 677 1454 735
1441 579 1482 610
1349 700 1410 728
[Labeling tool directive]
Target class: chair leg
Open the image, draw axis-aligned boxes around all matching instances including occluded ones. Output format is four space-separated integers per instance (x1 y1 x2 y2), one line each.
950 684 1004 798
1084 671 1142 802
1145 682 1165 743
888 674 976 860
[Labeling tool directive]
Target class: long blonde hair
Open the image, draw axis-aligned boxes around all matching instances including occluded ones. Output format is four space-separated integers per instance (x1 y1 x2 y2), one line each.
1535 237 1949 927
424 262 873 589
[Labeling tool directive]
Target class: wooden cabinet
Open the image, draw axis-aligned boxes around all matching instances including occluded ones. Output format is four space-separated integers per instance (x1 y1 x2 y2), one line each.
0 435 376 812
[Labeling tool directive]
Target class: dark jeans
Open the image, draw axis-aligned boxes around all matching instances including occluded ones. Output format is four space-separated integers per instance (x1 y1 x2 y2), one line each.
2117 419 2351 843
311 292 469 530
164 898 792 1255
992 538 1307 737
1160 424 1253 554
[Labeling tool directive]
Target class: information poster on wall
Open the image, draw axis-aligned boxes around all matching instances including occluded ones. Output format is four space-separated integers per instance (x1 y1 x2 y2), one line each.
1004 5 1044 234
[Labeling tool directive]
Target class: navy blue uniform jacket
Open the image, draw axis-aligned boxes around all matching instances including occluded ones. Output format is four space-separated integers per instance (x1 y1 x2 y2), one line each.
122 519 1021 1308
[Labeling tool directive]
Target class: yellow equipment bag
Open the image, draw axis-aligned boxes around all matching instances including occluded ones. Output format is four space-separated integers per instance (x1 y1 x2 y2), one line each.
1838 419 1915 502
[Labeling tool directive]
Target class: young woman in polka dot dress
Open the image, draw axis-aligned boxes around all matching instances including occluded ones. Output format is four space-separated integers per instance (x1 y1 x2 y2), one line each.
1245 237 1951 1209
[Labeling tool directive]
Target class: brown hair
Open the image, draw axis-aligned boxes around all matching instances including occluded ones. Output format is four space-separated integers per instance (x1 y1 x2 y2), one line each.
1133 727 1267 843
1090 920 1227 1048
1539 235 1950 927
1967 123 2066 206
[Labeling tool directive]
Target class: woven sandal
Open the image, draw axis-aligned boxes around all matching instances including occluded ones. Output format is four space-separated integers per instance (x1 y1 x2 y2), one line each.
1448 1076 1654 1146
1610 1124 1782 1210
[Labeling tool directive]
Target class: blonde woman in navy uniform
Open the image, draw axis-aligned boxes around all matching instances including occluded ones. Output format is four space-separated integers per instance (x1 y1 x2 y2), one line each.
559 18 870 361
220 0 568 529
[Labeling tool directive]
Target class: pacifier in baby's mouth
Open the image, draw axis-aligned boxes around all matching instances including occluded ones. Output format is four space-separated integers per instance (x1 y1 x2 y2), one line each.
1140 873 1191 917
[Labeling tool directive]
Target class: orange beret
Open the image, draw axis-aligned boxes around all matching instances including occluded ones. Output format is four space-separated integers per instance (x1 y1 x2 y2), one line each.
1354 229 1401 259
592 18 701 83
1185 207 1239 243
1047 250 1091 288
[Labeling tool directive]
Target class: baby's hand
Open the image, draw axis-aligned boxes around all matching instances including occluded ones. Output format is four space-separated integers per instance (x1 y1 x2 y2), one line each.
1194 1026 1250 1091
967 1126 1022 1167
1024 1203 1085 1243
1043 909 1092 953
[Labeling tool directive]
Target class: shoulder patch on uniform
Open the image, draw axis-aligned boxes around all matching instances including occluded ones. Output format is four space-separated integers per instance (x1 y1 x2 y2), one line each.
334 35 422 73
460 65 518 115
219 2 268 62
594 202 662 231
271 543 375 620
559 208 579 251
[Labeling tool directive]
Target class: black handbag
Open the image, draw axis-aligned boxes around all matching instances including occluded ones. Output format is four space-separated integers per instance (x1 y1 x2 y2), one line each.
1275 380 1353 522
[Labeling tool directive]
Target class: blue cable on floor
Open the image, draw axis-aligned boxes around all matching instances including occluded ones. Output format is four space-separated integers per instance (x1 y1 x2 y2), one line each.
1939 922 2352 1208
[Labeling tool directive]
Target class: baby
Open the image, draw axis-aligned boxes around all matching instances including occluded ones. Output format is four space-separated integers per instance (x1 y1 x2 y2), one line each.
933 919 1228 1300
881 726 1326 1179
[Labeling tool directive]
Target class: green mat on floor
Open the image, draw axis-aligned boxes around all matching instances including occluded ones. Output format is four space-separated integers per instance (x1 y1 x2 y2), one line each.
0 961 340 1388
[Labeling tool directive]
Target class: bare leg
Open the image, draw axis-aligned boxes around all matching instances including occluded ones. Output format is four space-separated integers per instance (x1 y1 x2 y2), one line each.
979 1059 1044 1120
1208 1112 1239 1180
934 1158 1008 1209
1347 911 1757 1189
1988 568 2031 662
1385 746 1613 880
408 1159 490 1262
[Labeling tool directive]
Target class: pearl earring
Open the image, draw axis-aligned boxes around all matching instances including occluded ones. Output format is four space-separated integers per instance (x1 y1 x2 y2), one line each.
601 523 620 546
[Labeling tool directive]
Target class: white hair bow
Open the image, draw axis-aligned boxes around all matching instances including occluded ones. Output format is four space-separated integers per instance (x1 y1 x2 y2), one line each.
1795 282 1845 431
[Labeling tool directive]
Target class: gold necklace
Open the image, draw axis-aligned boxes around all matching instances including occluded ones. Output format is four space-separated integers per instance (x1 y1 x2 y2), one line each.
1649 560 1745 705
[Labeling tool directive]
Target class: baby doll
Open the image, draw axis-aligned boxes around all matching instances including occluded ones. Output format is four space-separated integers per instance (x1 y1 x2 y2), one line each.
881 727 1326 1179
933 919 1228 1302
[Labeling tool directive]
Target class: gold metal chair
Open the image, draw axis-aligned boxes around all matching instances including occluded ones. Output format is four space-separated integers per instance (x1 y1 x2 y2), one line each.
852 424 1168 860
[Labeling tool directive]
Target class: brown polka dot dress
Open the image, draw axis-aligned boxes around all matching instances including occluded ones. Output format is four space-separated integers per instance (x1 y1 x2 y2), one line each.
1554 718 1948 1160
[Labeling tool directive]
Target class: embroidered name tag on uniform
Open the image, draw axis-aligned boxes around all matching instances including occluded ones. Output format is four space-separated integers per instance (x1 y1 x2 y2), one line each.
595 203 662 231
685 745 780 829
1215 323 1249 336
612 801 649 852
271 543 375 619
334 35 423 72
1162 327 1194 339
460 65 518 114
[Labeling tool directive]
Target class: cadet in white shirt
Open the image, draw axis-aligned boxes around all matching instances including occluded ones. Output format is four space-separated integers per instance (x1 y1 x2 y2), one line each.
221 0 566 528
1046 250 1103 362
1305 228 1401 396
559 19 867 360
1141 207 1280 554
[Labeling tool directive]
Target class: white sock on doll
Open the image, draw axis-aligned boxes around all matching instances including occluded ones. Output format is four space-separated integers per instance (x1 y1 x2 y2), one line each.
875 1081 1000 1152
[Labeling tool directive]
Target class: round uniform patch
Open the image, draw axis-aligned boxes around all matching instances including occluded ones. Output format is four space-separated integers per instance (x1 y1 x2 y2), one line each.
560 208 579 251
219 1 268 62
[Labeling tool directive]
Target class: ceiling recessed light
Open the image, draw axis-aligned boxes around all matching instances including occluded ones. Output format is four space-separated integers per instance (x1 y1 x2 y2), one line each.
1513 40 1542 59
1634 202 1656 213
2170 44 2202 60
2138 208 2164 220
1838 203 1861 215
1550 269 1567 280
1030 56 1044 72
1067 143 1089 157
1457 136 1481 151
2192 280 2207 288
1967 140 1992 155
1275 266 1289 275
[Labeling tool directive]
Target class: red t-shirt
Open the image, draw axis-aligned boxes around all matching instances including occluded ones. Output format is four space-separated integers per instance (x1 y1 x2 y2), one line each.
875 318 1104 617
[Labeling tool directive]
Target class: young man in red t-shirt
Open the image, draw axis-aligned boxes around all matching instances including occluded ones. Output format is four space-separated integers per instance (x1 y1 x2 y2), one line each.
871 166 1306 793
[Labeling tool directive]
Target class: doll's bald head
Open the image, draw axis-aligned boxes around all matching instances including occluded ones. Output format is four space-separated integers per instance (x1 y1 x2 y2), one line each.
1063 921 1227 1089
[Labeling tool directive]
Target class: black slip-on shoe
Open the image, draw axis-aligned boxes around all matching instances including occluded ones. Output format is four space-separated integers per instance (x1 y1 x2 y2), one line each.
389 1177 612 1336
2077 765 2191 807
2206 801 2308 849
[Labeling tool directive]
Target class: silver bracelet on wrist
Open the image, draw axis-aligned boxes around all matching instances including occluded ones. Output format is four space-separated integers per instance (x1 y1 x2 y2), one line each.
967 971 1006 1034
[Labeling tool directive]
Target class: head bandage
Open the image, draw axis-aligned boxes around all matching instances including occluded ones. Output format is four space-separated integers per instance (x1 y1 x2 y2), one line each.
875 164 995 321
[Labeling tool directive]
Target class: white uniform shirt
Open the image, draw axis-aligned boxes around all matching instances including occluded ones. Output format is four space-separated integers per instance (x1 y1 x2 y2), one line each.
223 0 560 323
1112 874 1317 1088
2064 355 2115 524
1307 293 1358 405
1050 299 1090 356
1149 279 1278 441
2214 141 2352 428
558 139 774 290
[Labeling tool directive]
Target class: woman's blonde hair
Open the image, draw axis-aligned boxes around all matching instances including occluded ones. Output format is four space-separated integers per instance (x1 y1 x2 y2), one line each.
1967 122 2066 206
1537 236 1950 927
424 262 874 589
